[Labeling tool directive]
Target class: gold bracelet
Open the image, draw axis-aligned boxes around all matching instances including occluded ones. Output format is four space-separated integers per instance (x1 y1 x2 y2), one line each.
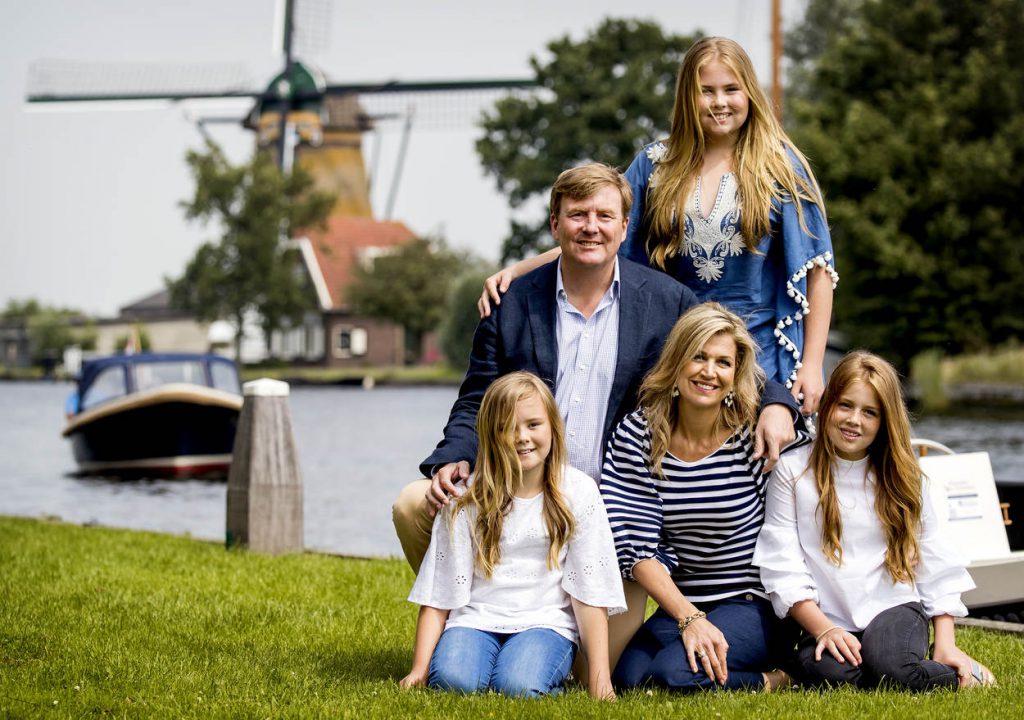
814 625 841 643
677 611 707 634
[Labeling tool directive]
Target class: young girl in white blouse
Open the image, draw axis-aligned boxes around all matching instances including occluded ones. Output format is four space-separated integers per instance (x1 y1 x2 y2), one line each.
399 372 625 699
754 351 996 690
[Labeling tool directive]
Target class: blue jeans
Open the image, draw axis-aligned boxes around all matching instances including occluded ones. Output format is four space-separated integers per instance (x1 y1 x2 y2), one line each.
613 594 782 691
795 602 959 691
428 627 576 698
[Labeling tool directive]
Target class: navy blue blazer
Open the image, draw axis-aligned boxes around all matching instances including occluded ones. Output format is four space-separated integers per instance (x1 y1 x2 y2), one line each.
420 258 795 477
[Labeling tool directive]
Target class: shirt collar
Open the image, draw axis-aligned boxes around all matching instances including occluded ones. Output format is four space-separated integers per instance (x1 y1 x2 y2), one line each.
555 257 621 302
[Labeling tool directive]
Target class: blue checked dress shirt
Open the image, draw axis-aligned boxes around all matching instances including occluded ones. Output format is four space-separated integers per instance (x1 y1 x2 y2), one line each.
554 259 620 481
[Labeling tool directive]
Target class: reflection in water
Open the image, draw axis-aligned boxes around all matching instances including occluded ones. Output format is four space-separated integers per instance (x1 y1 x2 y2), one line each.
2 381 1023 557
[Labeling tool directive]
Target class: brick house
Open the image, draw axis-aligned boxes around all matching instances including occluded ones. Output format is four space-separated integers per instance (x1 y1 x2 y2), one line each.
272 215 416 367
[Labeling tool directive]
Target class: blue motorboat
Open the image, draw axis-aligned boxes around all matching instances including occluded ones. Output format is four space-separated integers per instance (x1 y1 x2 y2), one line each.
62 353 243 477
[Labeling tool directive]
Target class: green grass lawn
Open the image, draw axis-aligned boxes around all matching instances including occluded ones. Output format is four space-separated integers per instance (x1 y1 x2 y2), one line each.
1 516 1021 719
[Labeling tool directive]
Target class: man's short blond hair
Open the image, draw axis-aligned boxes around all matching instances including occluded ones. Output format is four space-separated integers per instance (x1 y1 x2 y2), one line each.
549 163 633 219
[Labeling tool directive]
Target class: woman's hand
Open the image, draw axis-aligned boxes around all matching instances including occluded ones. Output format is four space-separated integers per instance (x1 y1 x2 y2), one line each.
681 617 730 685
399 667 428 689
815 626 861 666
478 267 516 318
790 362 824 416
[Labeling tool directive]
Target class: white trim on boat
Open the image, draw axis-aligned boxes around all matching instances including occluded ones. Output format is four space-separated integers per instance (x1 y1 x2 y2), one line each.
63 384 243 436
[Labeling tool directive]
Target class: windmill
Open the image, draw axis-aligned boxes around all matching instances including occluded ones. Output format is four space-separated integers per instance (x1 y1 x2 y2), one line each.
26 0 536 220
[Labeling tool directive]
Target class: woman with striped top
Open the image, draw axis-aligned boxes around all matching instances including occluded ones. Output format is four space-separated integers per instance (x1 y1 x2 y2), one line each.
601 302 807 691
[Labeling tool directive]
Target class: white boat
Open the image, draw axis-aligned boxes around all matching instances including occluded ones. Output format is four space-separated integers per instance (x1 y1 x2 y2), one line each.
916 439 1024 622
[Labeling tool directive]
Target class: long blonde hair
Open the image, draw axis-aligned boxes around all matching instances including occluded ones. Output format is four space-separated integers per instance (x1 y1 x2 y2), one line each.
452 372 575 579
638 303 764 476
647 37 826 267
811 351 922 583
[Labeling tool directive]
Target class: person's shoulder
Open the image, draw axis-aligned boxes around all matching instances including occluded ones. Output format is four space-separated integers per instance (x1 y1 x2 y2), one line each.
562 465 599 498
510 259 557 296
619 257 679 289
774 443 813 480
613 408 650 439
781 142 814 179
491 260 556 316
626 140 668 174
619 258 695 307
642 140 669 165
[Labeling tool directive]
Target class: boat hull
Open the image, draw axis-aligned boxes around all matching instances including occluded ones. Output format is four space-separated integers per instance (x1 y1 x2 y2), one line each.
64 385 242 477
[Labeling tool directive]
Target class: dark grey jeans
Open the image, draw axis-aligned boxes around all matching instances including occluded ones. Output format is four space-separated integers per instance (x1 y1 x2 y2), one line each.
795 602 959 691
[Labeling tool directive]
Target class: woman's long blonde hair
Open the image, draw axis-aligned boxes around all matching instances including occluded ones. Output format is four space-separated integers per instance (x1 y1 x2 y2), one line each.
811 351 922 583
451 372 575 579
638 303 763 476
647 36 826 268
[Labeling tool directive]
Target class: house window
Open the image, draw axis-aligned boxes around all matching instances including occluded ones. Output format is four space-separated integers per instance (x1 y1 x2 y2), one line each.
333 327 368 358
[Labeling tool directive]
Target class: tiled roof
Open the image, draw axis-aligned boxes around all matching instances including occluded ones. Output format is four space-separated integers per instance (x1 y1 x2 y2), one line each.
299 216 416 309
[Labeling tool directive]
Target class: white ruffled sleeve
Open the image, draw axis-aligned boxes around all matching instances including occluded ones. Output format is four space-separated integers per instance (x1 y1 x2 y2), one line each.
407 504 475 609
753 451 819 619
561 469 627 616
915 480 975 618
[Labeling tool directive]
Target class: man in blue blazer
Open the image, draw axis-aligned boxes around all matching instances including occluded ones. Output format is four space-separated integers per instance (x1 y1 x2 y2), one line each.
395 163 797 567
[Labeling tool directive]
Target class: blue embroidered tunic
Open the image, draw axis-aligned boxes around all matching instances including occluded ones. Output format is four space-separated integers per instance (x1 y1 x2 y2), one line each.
622 142 838 387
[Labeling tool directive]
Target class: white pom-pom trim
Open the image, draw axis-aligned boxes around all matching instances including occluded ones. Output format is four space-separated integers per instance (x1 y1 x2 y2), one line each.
779 252 839 386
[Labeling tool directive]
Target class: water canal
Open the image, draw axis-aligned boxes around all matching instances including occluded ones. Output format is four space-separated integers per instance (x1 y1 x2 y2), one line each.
2 380 1022 558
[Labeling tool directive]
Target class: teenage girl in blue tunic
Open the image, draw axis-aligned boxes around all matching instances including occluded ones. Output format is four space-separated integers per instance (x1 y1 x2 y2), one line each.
479 37 836 415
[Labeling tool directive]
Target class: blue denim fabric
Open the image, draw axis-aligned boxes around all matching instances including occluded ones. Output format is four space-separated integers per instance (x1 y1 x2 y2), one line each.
795 601 959 691
613 594 780 691
428 627 576 698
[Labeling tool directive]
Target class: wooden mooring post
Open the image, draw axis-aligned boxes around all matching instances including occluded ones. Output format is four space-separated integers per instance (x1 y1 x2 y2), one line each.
226 378 304 553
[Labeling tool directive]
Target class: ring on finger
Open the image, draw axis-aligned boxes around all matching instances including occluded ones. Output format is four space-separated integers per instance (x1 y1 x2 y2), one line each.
695 650 706 660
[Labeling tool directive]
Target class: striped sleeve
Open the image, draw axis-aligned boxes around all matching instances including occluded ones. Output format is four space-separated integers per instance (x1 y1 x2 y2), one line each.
599 412 679 581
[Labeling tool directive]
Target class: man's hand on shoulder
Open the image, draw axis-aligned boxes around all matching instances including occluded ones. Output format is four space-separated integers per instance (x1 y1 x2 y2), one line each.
752 404 796 472
426 461 470 516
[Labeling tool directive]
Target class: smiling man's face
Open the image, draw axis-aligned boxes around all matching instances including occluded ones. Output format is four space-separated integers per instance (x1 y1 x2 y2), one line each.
550 184 627 274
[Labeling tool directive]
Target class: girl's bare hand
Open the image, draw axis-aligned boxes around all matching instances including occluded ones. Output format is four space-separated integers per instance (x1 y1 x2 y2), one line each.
478 268 515 318
399 668 428 689
815 627 861 666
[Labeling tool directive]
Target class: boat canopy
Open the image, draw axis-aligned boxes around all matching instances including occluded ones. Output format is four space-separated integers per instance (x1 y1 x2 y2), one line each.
76 353 241 412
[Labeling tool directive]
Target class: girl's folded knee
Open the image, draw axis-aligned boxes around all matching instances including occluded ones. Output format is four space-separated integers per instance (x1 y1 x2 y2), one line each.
428 669 489 695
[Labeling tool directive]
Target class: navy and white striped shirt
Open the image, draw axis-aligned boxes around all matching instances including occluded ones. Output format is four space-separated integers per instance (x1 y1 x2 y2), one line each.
600 409 809 602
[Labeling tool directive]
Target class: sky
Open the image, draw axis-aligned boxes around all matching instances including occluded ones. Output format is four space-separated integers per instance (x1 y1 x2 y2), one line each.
0 0 807 317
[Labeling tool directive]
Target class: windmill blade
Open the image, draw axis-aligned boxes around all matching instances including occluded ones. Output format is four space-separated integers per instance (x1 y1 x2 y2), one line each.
323 78 537 96
272 0 333 59
26 60 261 104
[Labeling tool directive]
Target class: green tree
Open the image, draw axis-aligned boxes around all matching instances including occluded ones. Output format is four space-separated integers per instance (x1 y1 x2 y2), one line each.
168 142 334 358
477 18 698 261
2 299 95 363
347 238 470 363
438 268 496 371
787 0 1024 367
